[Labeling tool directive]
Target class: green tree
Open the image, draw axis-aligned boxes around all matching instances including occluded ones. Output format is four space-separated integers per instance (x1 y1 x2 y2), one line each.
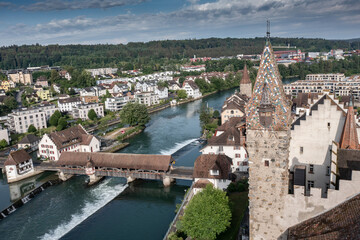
176 89 187 99
3 96 17 110
50 69 60 83
199 103 212 126
213 110 220 119
28 124 37 133
49 110 62 126
56 117 67 131
120 102 150 126
88 109 98 121
179 76 185 86
0 139 8 149
180 184 231 240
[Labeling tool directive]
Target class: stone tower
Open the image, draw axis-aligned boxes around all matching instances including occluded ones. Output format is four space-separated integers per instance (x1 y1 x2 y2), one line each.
240 64 252 97
246 39 292 239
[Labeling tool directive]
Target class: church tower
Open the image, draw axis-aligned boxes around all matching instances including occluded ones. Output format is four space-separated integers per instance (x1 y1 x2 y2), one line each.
246 22 292 239
240 64 252 97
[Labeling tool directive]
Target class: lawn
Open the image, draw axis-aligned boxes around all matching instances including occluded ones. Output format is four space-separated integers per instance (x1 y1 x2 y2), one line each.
217 191 249 240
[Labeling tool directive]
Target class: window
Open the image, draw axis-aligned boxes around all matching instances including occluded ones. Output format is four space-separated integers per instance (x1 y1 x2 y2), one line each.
243 161 248 166
210 169 219 176
309 164 314 174
264 160 269 167
327 122 331 128
219 146 223 152
307 180 314 189
235 154 241 158
300 147 304 154
326 166 330 176
234 146 240 150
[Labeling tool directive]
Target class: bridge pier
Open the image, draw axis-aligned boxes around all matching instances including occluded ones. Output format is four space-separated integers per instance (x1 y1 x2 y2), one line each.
58 171 73 182
88 174 104 186
163 176 174 187
127 176 136 184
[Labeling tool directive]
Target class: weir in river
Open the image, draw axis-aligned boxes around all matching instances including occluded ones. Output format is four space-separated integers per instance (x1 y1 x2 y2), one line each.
0 88 236 240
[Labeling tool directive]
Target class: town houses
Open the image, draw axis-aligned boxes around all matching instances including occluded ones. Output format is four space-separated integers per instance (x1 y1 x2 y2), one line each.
38 125 100 161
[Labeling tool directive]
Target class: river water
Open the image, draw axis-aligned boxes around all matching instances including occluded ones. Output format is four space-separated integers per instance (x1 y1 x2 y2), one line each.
0 89 235 240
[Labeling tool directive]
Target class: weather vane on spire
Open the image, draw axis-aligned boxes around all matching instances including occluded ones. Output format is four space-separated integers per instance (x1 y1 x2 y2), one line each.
266 19 270 41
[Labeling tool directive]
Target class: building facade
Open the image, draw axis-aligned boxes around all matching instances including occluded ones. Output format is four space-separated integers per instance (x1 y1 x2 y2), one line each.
105 96 129 111
135 92 159 106
8 72 33 85
4 150 34 183
38 125 100 161
72 103 104 120
58 97 81 112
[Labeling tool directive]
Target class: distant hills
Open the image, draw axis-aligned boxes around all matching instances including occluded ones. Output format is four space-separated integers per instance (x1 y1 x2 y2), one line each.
0 37 359 70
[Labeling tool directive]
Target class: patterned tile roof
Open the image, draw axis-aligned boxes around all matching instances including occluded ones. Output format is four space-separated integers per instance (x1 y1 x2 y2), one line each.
246 41 291 130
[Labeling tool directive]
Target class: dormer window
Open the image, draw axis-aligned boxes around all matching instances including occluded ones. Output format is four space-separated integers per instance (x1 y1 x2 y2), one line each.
210 169 219 176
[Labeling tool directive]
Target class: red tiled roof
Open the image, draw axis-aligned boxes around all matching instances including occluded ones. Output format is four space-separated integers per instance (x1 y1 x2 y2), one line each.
193 154 232 179
339 102 360 150
4 149 32 166
240 65 251 84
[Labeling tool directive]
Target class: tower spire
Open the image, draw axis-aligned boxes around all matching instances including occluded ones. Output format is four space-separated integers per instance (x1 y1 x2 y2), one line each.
266 19 270 42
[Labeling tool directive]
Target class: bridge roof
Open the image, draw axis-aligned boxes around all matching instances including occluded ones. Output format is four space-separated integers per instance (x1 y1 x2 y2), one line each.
57 152 173 172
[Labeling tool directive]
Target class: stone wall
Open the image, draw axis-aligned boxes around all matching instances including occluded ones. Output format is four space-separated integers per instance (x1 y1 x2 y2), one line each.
247 129 291 240
278 170 360 237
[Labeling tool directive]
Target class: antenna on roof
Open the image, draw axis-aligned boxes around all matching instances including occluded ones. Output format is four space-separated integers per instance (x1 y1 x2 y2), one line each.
266 19 270 42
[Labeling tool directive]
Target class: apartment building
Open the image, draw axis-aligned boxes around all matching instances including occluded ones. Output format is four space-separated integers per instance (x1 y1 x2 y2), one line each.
58 97 81 112
305 73 345 81
135 92 159 106
72 103 104 120
8 72 33 85
105 96 129 111
284 75 360 100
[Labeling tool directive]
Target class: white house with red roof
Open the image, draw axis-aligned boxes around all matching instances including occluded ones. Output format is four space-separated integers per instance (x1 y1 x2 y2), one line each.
38 124 100 161
181 80 202 99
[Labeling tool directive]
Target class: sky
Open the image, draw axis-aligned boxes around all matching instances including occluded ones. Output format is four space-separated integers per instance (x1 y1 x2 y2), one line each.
0 0 359 46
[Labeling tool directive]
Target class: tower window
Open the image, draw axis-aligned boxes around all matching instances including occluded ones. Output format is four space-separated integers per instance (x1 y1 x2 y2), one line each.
300 147 304 154
307 180 314 189
309 164 314 174
326 166 330 176
264 160 269 167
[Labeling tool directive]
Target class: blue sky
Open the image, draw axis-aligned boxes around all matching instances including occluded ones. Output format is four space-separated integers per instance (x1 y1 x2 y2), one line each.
0 0 359 46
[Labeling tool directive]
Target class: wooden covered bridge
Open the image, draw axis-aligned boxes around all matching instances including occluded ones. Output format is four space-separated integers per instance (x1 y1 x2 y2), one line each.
31 152 193 186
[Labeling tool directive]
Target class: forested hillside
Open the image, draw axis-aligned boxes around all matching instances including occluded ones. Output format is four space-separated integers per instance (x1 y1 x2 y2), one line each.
0 37 358 70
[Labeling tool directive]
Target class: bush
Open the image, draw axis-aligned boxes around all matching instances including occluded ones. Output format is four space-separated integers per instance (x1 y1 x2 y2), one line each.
56 117 68 131
227 180 249 193
88 109 98 121
28 124 37 133
49 110 62 126
0 139 8 149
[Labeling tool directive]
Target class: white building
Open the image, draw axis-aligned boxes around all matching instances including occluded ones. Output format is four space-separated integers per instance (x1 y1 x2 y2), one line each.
7 104 58 133
168 81 181 91
135 92 159 106
18 134 40 151
193 154 233 191
154 86 168 99
4 150 35 183
305 73 345 81
105 96 129 112
0 126 10 144
72 103 104 120
58 97 81 112
80 86 106 97
38 124 100 161
182 80 202 99
85 68 118 77
201 117 249 173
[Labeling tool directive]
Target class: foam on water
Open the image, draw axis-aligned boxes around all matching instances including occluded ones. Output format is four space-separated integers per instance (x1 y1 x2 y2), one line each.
159 138 197 155
40 179 127 240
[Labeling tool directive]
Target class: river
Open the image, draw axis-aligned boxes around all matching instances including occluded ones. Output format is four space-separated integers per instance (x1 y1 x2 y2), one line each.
0 88 235 240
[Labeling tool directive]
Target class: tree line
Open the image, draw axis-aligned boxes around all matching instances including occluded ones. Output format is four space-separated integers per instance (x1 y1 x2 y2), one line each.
0 37 358 70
